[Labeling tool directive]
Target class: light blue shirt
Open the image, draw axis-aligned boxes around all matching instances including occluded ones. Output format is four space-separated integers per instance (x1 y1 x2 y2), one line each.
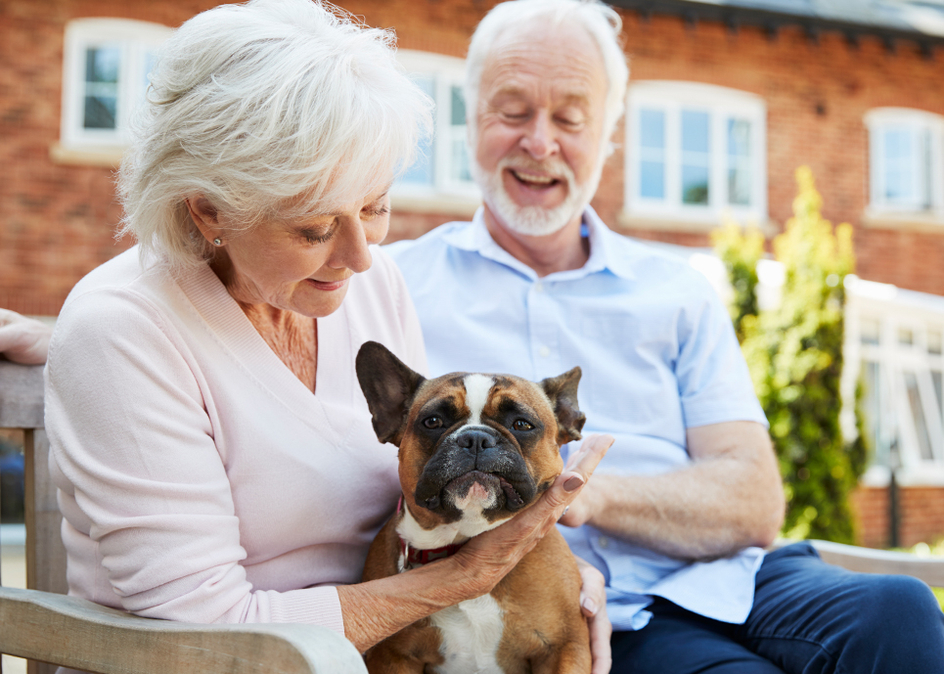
385 207 769 630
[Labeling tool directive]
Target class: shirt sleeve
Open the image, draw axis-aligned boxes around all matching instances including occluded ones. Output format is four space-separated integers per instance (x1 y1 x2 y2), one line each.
46 288 345 632
674 274 768 429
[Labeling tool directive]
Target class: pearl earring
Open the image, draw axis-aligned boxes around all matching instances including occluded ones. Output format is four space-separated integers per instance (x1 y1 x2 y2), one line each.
213 237 223 246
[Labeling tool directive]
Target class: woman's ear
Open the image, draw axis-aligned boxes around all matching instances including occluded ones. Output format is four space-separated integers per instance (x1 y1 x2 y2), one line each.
185 196 222 244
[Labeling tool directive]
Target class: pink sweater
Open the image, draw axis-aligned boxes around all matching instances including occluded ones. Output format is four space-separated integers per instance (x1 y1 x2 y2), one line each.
45 245 427 635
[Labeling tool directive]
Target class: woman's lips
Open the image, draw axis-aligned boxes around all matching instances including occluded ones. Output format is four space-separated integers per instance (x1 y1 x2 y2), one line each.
306 277 349 291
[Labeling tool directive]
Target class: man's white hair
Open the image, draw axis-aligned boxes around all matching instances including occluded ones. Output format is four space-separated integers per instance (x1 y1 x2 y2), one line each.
464 0 629 151
118 0 433 267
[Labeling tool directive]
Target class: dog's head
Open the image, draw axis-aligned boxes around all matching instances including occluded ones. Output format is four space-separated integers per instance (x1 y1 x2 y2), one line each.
356 341 585 534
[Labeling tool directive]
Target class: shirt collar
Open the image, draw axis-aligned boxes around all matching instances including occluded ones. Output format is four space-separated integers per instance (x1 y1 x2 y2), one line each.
442 206 635 281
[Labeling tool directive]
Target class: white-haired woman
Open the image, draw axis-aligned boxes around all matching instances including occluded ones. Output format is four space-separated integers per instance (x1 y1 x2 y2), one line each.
44 0 609 660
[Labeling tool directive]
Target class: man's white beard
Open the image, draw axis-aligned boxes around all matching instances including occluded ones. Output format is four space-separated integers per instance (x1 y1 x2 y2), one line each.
472 154 603 237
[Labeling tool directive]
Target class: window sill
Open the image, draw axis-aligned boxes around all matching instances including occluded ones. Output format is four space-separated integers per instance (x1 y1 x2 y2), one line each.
391 192 481 218
860 464 944 488
861 209 944 233
617 209 777 236
50 142 124 168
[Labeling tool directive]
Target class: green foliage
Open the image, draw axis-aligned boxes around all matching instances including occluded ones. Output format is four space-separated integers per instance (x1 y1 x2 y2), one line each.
712 217 764 341
713 167 867 544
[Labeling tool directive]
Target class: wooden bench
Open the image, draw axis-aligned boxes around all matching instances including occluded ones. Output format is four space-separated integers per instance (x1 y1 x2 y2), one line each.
0 361 366 674
2 360 941 673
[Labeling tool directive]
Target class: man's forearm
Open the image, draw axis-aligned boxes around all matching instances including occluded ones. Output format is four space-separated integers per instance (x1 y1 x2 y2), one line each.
562 422 786 561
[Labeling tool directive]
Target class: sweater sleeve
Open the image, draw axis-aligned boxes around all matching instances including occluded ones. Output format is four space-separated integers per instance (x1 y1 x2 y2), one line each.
46 287 345 633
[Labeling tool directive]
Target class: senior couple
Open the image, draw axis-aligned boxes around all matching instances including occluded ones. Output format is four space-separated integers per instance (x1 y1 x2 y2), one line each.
2 0 940 672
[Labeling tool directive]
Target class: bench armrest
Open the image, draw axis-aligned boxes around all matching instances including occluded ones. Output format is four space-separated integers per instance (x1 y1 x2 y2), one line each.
0 586 367 674
773 538 944 587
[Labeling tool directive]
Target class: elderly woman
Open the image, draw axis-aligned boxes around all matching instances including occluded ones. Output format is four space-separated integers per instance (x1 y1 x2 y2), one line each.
43 0 609 661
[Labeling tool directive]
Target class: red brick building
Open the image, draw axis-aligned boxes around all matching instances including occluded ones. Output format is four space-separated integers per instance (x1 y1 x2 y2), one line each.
2 0 944 547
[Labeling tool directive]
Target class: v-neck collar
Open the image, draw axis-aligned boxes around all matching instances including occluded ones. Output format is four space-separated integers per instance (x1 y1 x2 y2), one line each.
171 260 348 441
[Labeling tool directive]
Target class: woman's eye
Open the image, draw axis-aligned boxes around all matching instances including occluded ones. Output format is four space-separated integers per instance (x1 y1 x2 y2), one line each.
512 419 534 432
423 416 443 429
301 228 333 245
363 205 390 220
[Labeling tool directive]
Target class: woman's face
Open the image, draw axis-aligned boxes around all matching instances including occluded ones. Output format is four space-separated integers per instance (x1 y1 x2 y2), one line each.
188 186 391 319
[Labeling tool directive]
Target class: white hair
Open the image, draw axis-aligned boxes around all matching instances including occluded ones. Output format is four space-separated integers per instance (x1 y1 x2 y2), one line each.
464 0 629 151
118 0 433 267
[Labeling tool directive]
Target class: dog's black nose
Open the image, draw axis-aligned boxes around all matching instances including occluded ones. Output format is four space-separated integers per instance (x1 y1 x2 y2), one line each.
456 429 496 453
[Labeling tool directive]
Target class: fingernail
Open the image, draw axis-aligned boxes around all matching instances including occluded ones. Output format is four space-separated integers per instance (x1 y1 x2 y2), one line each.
563 475 584 492
582 596 597 614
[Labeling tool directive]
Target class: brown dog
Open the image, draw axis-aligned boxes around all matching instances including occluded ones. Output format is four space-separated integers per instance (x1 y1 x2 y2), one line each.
355 340 591 674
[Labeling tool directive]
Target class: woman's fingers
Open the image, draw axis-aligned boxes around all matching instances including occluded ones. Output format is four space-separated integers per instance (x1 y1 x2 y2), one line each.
454 434 613 594
576 558 613 674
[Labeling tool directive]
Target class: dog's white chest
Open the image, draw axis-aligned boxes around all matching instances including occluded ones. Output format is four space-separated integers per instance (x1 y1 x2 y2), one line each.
430 594 506 674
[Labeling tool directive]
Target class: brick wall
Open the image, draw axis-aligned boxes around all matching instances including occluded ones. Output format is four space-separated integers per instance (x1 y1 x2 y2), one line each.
851 486 944 549
3 1 943 314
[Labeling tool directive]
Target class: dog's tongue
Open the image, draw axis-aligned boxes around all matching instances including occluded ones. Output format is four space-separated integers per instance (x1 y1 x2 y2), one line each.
443 471 524 511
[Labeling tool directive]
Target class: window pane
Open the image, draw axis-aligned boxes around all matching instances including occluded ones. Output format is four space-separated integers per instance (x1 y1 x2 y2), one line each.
399 75 435 185
862 359 881 461
681 110 709 204
860 318 880 345
450 138 472 182
639 109 665 199
920 127 933 209
933 370 943 416
929 330 942 355
904 370 934 461
727 118 751 206
450 86 466 127
83 46 120 129
883 127 913 203
899 327 914 345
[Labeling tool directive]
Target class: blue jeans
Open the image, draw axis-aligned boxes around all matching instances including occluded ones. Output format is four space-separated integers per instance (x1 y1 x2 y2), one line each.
611 542 944 673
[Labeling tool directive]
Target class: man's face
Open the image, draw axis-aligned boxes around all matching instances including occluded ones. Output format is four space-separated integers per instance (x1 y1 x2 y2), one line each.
472 21 608 237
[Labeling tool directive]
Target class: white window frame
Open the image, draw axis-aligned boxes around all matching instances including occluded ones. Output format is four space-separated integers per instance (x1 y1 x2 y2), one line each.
843 278 944 487
864 107 944 223
623 81 767 229
56 18 172 164
392 50 480 215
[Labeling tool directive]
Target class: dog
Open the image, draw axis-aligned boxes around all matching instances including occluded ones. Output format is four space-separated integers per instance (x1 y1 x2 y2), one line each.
355 340 591 674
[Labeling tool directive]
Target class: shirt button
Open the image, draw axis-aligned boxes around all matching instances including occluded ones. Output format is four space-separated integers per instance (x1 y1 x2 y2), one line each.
598 536 609 549
539 346 551 358
534 283 544 293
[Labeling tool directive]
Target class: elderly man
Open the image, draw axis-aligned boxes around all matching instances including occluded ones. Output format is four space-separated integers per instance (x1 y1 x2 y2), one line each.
386 0 944 672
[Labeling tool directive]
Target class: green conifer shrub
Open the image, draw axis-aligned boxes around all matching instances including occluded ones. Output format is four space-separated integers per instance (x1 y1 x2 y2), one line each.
713 167 867 543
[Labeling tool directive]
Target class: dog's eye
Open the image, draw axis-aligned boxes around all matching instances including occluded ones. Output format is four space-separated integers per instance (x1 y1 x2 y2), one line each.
423 416 443 429
512 419 534 432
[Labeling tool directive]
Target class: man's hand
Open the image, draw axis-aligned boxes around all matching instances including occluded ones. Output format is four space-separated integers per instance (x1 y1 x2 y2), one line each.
576 557 612 674
0 309 51 365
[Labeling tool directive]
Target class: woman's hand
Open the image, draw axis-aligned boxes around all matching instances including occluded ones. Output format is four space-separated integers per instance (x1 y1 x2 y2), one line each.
576 557 612 674
337 434 612 653
0 309 51 365
452 434 613 596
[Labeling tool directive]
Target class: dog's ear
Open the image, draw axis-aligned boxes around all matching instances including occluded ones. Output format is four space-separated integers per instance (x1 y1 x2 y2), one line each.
540 366 586 445
356 341 426 446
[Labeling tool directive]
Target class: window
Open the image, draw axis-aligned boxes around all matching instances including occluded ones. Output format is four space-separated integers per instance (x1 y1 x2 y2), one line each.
865 108 944 220
393 51 480 214
57 19 172 163
845 280 944 486
624 82 767 227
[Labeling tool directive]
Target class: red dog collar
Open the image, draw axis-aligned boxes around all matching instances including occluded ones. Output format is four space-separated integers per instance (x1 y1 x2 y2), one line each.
397 495 466 566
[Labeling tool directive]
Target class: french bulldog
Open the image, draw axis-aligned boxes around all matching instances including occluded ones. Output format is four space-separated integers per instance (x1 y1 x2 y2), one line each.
355 340 591 674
